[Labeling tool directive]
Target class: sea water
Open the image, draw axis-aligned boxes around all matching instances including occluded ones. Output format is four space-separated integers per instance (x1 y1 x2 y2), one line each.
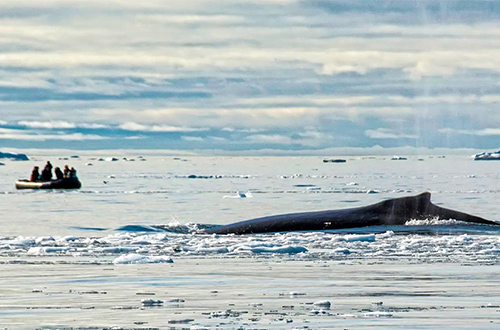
0 154 499 329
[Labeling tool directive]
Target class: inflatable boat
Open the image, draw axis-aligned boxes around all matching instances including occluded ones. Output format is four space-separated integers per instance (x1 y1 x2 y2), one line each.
15 177 82 190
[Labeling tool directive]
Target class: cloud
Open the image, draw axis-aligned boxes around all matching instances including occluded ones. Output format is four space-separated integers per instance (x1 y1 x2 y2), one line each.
365 128 418 139
17 121 110 130
119 121 208 132
246 134 294 145
18 121 76 129
0 0 499 151
0 128 108 141
439 128 500 136
181 136 204 142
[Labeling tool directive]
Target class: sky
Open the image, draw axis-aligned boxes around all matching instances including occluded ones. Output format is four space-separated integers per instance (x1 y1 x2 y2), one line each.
0 0 499 154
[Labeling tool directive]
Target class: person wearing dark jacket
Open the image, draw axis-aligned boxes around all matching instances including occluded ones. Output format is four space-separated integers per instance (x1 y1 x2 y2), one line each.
69 167 78 178
54 167 64 180
30 166 40 182
41 161 53 181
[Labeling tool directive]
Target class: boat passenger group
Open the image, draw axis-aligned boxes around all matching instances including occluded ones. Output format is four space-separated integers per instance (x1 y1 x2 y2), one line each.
30 161 77 182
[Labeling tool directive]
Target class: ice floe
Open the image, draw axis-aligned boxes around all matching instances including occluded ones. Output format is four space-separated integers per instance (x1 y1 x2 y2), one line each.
1 225 500 265
113 253 174 264
473 150 500 161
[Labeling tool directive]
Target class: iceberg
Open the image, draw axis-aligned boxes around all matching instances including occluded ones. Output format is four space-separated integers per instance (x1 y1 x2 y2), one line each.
0 151 29 161
473 150 500 161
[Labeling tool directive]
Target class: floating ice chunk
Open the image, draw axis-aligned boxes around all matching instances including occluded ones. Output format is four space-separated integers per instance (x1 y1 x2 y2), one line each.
473 150 500 161
113 253 173 264
223 191 253 198
232 244 307 254
8 237 36 246
313 300 331 309
97 247 139 254
184 246 229 254
27 247 71 255
35 236 55 244
363 311 393 318
0 151 29 160
377 231 394 239
481 249 500 254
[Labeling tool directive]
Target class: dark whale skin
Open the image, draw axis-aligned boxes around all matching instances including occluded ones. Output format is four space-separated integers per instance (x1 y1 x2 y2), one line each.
205 192 498 235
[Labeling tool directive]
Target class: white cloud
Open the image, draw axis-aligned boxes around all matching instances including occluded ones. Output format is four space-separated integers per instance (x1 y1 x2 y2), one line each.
18 121 76 129
119 121 207 132
79 123 110 129
439 128 500 136
181 136 204 141
365 128 418 139
0 128 108 141
0 1 499 151
246 134 294 145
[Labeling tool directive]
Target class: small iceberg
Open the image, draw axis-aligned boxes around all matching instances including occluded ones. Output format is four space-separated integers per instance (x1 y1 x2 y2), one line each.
391 155 407 160
473 150 500 161
223 191 253 198
0 151 29 161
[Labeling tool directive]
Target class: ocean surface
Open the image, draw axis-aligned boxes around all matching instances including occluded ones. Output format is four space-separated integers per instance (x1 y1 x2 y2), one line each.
0 154 499 329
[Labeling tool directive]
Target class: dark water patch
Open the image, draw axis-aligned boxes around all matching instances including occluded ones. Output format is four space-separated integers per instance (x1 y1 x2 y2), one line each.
69 226 108 231
294 184 317 188
324 223 500 236
339 200 360 203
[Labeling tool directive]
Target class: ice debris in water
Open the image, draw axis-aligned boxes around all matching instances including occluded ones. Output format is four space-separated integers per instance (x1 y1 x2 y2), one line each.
3 227 500 264
141 298 164 306
223 191 253 198
113 253 173 264
313 300 332 309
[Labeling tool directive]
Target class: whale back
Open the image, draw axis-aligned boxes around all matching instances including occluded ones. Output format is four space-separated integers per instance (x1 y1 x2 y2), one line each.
376 192 432 225
205 192 497 235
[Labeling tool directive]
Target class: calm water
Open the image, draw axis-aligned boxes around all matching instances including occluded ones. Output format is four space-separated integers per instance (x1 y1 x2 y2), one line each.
1 155 499 236
0 154 499 329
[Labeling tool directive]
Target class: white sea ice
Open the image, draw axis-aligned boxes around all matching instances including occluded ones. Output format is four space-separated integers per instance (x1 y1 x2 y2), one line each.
313 300 332 309
113 253 173 264
223 191 253 198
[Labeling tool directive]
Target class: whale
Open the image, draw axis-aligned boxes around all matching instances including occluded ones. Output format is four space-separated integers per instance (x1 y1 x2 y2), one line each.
205 192 498 235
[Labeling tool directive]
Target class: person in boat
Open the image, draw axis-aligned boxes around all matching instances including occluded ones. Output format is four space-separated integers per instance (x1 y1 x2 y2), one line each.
41 161 53 181
54 167 64 180
30 166 40 182
69 167 77 178
63 165 70 178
